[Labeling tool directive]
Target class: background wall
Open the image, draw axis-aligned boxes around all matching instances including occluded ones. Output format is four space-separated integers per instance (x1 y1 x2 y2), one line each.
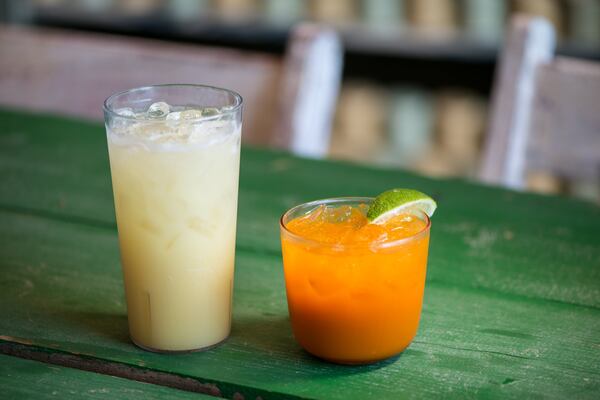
2 0 599 201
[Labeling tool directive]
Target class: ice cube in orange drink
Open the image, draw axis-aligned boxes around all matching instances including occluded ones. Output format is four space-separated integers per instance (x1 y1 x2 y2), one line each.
280 198 430 364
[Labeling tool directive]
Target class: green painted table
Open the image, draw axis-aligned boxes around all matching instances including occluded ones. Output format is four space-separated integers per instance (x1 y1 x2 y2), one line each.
0 108 599 399
0 354 218 399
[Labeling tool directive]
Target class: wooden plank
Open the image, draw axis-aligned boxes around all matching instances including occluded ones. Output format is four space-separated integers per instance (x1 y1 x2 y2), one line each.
480 15 600 188
0 354 219 399
0 25 281 147
0 24 343 158
0 210 599 399
479 15 555 188
0 108 599 310
274 24 342 157
529 57 600 181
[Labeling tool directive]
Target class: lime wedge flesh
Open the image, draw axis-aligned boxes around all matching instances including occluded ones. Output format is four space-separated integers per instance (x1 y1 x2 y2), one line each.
367 188 437 224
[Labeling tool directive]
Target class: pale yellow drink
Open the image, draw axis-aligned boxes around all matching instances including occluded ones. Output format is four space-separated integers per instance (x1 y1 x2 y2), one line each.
104 87 242 352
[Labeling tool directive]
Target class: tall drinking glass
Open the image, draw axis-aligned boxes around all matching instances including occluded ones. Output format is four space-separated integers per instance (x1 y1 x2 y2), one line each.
103 84 242 352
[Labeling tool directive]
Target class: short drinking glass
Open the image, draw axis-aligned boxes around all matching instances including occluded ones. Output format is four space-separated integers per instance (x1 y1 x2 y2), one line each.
280 197 430 364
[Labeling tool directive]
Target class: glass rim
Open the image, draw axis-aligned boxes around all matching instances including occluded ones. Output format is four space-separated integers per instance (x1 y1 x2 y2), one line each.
280 197 431 250
103 83 243 123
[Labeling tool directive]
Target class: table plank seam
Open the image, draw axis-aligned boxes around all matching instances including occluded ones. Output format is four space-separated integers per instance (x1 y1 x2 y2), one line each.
0 203 116 231
0 339 306 400
413 340 531 361
0 202 283 257
412 340 600 377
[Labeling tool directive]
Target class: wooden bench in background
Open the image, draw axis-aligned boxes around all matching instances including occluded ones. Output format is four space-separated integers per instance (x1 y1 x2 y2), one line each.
480 15 600 194
0 24 342 158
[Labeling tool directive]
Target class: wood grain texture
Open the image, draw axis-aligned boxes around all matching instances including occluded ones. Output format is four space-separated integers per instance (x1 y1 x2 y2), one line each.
529 57 600 181
0 24 341 158
0 24 280 148
0 109 599 398
274 23 342 157
0 354 219 399
479 15 555 188
480 15 600 188
1 210 599 399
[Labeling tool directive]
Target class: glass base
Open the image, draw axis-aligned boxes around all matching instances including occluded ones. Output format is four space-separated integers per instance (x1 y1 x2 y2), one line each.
316 355 395 365
307 345 408 365
131 334 229 354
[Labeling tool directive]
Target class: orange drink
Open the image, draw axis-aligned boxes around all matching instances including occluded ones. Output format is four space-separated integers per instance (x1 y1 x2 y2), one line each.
280 197 430 364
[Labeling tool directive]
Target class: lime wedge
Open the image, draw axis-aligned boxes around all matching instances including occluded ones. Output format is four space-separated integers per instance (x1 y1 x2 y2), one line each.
367 188 437 223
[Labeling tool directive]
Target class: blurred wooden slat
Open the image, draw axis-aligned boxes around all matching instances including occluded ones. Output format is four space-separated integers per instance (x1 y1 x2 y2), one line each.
513 0 564 38
529 57 600 181
480 16 555 188
0 24 280 147
0 24 342 157
275 23 342 157
480 15 600 191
